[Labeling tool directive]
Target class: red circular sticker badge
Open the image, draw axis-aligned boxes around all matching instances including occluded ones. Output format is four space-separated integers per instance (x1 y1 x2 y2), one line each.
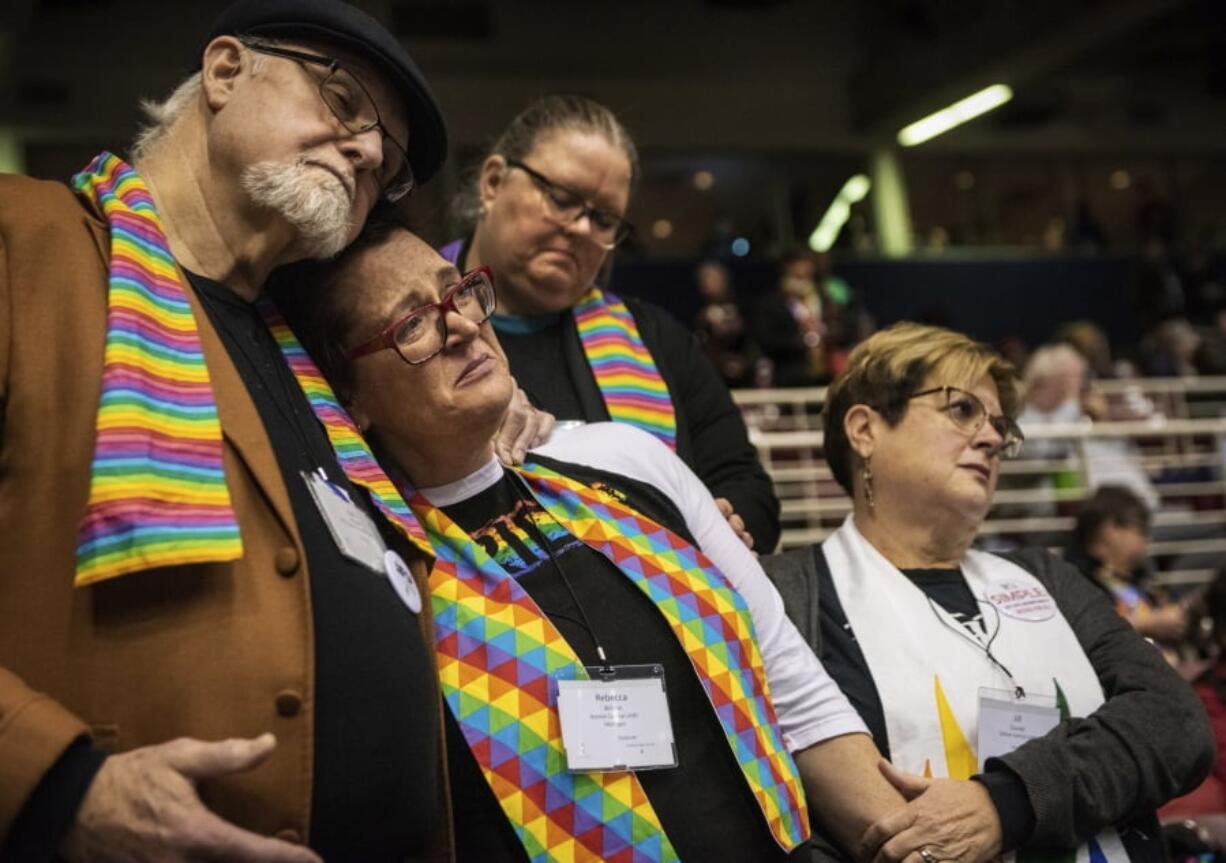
984 578 1056 622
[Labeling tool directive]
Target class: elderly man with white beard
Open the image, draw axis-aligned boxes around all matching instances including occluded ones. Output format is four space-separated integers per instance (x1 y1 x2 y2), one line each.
0 1 464 860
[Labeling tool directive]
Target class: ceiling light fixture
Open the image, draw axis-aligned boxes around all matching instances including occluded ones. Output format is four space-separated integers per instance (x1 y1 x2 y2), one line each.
897 84 1013 147
809 174 871 253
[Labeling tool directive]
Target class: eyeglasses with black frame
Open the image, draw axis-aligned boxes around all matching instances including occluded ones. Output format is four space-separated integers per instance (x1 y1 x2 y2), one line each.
346 266 498 365
505 158 633 250
246 41 415 202
909 385 1025 458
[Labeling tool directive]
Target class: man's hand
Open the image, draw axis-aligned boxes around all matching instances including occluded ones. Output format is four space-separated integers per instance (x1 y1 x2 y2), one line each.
60 734 322 863
861 760 1003 863
494 386 555 465
715 497 754 551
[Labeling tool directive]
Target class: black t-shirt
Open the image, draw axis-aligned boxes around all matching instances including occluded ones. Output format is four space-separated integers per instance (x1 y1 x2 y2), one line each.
491 314 591 422
439 457 799 862
192 274 440 861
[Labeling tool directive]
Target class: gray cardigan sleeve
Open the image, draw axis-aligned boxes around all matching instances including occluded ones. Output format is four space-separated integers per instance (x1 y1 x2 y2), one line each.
990 548 1214 848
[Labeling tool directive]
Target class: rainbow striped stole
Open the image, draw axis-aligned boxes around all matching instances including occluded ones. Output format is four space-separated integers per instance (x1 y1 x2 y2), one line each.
572 288 677 450
261 305 432 556
72 152 242 586
411 462 808 861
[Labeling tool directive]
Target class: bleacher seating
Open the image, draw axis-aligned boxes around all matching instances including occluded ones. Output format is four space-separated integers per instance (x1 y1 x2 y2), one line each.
734 378 1226 587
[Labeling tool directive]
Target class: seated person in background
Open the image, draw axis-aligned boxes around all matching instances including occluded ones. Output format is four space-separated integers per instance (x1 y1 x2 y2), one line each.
440 93 778 552
754 248 863 387
1011 344 1160 530
272 222 914 862
764 322 1211 862
1065 485 1188 643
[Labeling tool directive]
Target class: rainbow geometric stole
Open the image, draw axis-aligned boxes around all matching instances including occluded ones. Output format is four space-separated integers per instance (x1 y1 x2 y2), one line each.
413 461 807 862
573 288 677 450
72 152 242 585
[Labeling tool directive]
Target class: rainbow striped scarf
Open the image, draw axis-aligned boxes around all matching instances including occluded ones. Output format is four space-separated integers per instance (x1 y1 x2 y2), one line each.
73 152 430 585
261 305 431 556
571 288 677 450
73 152 242 585
411 461 808 862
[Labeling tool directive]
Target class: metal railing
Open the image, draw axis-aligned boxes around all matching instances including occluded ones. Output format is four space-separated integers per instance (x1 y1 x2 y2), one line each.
734 382 1226 583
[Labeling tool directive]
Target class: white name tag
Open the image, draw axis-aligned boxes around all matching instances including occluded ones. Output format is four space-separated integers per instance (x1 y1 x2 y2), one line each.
555 664 678 773
302 469 387 574
977 687 1060 770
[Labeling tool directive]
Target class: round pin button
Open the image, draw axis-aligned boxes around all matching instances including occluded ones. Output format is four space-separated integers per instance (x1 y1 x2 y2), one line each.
385 550 422 614
984 577 1056 622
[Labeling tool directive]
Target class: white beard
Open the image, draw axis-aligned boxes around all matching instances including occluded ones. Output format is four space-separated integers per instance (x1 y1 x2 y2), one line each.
240 158 353 260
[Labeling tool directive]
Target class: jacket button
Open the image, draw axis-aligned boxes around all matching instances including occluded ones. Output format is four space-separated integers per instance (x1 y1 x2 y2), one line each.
274 547 300 576
275 828 303 844
274 690 303 718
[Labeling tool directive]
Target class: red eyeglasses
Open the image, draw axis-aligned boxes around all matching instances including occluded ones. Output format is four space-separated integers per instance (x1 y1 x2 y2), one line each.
346 267 497 365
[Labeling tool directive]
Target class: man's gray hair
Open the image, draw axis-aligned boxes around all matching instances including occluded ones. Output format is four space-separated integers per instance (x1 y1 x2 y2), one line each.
130 73 204 161
129 37 269 161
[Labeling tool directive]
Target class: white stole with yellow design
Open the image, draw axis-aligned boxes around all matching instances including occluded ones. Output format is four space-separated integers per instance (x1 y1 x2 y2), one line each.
824 516 1127 863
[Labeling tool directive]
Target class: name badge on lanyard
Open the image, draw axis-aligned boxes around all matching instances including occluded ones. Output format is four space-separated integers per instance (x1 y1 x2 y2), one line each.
977 687 1060 771
302 469 387 573
555 664 678 772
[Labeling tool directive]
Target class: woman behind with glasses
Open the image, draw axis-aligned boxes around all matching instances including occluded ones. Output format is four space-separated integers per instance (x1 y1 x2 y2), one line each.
767 322 1211 862
439 94 780 553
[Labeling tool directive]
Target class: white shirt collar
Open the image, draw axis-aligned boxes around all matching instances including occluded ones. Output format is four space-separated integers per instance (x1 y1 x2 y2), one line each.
416 455 504 507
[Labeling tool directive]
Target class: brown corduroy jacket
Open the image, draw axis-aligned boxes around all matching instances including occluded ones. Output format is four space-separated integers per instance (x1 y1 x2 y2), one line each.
0 172 450 857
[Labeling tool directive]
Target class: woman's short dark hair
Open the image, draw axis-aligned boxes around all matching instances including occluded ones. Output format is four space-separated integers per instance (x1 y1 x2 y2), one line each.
1071 485 1153 549
822 322 1020 495
452 93 640 231
266 216 405 405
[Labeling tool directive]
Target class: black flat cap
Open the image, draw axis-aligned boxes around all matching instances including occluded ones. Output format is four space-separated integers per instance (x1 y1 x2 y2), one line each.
204 0 447 185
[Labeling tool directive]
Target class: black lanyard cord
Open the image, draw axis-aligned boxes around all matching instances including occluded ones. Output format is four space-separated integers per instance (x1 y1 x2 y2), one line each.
925 594 1026 700
509 471 614 671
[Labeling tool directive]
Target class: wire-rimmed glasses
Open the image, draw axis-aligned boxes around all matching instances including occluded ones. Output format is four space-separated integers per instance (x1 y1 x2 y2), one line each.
247 42 414 202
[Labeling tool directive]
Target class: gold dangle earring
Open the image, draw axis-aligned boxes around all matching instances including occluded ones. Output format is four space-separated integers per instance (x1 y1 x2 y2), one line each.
862 456 875 513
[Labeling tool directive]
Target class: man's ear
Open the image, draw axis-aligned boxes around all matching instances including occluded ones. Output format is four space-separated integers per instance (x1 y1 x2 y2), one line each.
477 154 507 212
200 36 247 111
843 403 879 461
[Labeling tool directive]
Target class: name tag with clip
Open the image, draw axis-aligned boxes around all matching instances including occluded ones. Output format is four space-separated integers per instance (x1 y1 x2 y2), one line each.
302 469 387 573
977 687 1060 770
555 664 678 772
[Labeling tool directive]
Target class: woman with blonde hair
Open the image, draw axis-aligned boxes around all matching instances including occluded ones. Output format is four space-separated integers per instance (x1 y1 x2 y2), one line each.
768 322 1212 862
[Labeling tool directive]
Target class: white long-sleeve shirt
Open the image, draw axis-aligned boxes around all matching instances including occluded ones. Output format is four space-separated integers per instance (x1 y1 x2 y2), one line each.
420 421 866 753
